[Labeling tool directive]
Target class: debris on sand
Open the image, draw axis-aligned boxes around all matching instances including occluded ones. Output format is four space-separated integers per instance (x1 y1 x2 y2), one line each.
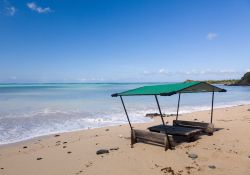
96 149 109 155
54 134 60 137
188 153 198 160
110 147 119 151
208 165 216 169
36 157 43 160
160 167 182 175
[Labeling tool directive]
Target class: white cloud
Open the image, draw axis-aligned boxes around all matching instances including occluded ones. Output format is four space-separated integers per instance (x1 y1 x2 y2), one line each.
2 0 16 16
6 6 16 16
27 2 52 13
158 68 169 75
143 69 240 78
206 32 219 40
178 69 238 76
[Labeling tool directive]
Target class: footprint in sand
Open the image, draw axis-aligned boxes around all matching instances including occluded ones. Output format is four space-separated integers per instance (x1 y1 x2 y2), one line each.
85 161 93 168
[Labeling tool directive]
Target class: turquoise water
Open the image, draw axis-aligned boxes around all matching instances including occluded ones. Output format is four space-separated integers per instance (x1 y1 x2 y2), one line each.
0 83 250 145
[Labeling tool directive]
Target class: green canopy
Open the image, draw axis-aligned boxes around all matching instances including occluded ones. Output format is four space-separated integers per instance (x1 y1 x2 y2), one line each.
112 81 226 97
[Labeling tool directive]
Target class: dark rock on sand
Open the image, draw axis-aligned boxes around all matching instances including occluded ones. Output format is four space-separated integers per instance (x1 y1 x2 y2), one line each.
188 153 198 159
63 146 67 149
54 134 60 137
146 113 180 118
36 157 43 160
248 109 250 111
105 128 110 131
67 151 72 154
208 165 216 169
248 155 250 158
23 146 28 149
1 168 4 170
96 149 109 155
145 113 167 118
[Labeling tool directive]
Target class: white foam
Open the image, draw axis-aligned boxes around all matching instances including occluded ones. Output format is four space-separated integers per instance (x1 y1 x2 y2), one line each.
1 100 250 145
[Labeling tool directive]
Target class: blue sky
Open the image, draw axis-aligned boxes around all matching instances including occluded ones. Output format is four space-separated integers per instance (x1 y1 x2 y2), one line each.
0 0 250 83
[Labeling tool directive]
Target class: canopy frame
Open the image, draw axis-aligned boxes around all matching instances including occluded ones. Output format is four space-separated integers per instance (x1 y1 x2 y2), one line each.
112 82 226 149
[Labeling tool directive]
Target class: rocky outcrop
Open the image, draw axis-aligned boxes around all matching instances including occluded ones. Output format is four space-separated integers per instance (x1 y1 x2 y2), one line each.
231 72 250 86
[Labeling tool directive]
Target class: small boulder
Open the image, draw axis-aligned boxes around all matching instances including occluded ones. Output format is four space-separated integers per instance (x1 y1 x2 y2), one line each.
188 153 198 159
96 149 109 155
36 157 43 160
105 129 110 131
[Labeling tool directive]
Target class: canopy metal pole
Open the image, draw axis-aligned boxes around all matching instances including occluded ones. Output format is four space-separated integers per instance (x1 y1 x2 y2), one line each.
176 93 181 121
154 95 172 149
210 91 214 123
120 96 133 130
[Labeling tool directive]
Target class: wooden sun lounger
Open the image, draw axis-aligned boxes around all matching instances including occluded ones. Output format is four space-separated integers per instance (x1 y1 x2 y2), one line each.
131 129 172 150
148 125 202 141
173 120 214 135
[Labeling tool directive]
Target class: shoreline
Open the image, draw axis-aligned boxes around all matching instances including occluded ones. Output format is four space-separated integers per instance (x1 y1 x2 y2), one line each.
1 103 250 147
0 104 250 175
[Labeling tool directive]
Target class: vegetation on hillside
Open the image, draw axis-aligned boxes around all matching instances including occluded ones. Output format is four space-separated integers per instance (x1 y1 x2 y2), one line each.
185 72 250 86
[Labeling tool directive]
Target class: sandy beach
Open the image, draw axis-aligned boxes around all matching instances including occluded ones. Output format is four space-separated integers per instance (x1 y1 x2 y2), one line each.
0 105 250 175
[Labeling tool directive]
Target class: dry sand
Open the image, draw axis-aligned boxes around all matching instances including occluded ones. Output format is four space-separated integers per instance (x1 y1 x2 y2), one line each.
0 105 250 175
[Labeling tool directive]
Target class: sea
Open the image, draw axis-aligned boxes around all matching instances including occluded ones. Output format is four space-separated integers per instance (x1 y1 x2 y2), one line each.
0 83 250 145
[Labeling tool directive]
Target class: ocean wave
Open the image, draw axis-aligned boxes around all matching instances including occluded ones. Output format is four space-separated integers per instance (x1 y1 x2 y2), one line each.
1 100 250 145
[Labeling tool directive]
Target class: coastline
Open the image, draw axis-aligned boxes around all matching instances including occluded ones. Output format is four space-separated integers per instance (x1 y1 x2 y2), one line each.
1 102 250 146
0 104 250 175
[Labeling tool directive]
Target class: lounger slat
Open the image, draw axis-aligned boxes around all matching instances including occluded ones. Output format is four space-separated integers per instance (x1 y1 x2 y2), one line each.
134 129 166 144
148 125 202 137
173 120 214 134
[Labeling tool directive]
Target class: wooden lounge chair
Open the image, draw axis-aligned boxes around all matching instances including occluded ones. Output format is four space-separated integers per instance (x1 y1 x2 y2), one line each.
131 129 172 150
173 120 214 135
148 125 202 141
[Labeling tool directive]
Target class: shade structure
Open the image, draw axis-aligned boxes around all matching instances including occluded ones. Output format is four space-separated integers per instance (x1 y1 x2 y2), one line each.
112 81 226 97
111 81 227 150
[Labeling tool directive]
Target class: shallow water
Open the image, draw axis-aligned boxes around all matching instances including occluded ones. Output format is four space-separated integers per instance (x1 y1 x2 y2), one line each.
0 83 250 145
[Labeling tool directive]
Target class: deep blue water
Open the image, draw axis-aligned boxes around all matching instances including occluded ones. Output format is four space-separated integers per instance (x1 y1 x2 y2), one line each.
0 83 250 145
